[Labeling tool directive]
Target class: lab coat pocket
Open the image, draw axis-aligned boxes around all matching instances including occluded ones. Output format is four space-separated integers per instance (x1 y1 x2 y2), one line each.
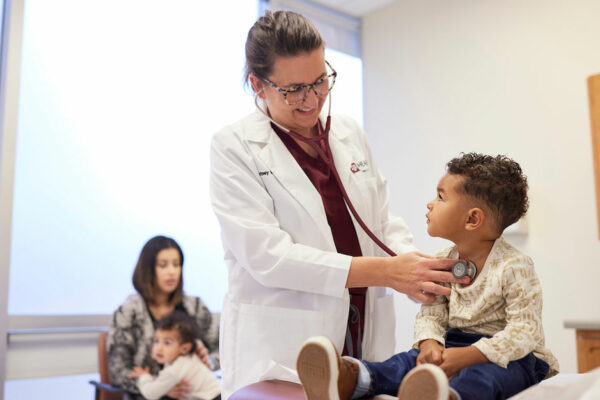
368 294 397 362
235 303 323 382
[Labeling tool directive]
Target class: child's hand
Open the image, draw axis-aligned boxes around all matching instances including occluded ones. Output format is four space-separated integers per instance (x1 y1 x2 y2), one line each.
127 366 150 378
439 346 488 378
417 339 444 365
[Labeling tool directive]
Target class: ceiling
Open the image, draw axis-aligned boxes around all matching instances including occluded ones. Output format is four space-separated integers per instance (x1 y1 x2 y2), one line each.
307 0 399 18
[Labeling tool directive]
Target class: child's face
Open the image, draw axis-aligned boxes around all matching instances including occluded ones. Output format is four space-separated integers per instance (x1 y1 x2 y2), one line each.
151 329 189 364
154 247 182 297
426 173 471 241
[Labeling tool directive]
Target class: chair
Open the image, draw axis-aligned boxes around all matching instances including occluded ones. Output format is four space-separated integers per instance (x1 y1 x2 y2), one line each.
89 330 135 400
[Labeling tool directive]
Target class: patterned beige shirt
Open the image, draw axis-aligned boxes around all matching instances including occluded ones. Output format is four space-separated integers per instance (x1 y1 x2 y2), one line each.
413 237 559 377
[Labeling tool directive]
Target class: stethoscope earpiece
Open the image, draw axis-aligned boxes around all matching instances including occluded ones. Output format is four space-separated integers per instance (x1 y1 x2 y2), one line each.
452 259 477 280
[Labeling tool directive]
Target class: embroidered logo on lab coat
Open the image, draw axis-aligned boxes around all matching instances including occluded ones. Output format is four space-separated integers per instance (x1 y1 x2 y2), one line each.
351 160 369 174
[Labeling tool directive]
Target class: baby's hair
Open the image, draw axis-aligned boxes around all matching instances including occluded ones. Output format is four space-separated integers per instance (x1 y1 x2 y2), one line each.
446 152 529 232
155 311 199 354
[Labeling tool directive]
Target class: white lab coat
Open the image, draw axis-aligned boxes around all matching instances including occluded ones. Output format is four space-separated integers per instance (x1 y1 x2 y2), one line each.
210 111 416 399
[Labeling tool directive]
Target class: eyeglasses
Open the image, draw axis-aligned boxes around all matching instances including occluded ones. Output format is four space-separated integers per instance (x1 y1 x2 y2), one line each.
262 60 337 105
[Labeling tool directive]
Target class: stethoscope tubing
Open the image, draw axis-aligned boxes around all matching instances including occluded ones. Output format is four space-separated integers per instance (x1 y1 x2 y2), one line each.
255 91 397 258
284 116 397 257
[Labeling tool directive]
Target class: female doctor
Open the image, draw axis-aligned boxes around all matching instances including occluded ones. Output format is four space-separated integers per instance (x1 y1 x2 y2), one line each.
209 10 468 399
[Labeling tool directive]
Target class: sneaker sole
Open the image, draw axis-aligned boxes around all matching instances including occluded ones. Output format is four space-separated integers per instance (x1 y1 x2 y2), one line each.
397 364 449 400
297 336 339 400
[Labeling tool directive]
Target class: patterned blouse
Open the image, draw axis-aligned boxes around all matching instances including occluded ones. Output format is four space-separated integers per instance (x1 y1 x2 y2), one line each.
414 237 559 377
107 293 220 393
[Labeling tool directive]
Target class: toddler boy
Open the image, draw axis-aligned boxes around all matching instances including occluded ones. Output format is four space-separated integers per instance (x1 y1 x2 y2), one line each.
129 311 221 400
296 153 559 400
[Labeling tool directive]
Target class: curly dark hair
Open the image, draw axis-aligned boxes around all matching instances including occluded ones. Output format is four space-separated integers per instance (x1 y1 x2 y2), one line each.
155 310 199 355
446 153 529 232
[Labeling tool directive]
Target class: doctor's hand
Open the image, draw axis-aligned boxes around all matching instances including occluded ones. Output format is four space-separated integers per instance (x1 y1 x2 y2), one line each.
388 252 470 303
348 252 469 303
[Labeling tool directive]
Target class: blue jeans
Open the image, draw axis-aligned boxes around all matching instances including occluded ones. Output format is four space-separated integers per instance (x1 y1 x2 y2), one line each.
361 329 550 400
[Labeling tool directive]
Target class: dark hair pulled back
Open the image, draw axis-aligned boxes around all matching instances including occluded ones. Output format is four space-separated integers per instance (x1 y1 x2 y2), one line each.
244 10 324 89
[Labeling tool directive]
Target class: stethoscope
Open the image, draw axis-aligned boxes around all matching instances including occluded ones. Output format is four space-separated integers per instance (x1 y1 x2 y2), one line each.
452 259 477 280
256 92 476 281
255 91 398 258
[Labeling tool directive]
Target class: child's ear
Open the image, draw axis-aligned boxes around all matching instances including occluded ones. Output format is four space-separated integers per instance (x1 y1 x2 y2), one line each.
465 208 485 230
179 342 193 355
249 74 265 99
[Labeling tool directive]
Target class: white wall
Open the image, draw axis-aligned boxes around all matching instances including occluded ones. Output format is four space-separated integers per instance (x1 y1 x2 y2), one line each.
363 0 600 374
6 332 98 380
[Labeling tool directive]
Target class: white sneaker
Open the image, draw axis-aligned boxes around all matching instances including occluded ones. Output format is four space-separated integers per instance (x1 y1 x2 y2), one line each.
296 336 359 400
397 364 450 400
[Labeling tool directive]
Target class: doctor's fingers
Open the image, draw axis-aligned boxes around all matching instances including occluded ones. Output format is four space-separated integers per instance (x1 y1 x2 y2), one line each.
430 269 470 285
425 269 470 285
424 257 456 271
412 251 435 259
419 281 451 297
410 290 437 304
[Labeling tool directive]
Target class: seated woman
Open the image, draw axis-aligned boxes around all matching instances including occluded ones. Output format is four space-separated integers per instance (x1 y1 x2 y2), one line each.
107 235 220 398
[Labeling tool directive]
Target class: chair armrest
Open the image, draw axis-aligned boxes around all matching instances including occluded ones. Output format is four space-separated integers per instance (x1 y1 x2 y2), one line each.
89 380 130 394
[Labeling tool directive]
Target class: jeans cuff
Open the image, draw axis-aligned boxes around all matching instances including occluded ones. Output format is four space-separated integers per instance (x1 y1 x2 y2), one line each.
344 356 371 399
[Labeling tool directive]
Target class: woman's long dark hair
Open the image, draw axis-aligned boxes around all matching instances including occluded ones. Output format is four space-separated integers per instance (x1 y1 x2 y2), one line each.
132 235 184 306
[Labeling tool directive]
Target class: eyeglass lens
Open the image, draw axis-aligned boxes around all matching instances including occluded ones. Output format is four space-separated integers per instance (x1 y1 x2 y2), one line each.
286 75 335 105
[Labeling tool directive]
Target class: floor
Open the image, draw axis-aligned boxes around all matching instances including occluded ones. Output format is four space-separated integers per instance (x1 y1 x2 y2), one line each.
3 370 222 399
4 373 99 399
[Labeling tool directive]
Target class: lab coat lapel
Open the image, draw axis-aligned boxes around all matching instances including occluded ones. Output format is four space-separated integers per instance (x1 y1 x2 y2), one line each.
246 112 336 250
329 125 364 216
328 121 374 247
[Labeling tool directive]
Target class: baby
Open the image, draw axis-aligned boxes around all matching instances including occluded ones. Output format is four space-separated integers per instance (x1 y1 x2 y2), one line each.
129 311 221 400
296 153 559 400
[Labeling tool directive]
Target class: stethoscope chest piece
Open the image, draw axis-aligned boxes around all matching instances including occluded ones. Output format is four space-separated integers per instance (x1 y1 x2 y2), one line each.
452 259 477 280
